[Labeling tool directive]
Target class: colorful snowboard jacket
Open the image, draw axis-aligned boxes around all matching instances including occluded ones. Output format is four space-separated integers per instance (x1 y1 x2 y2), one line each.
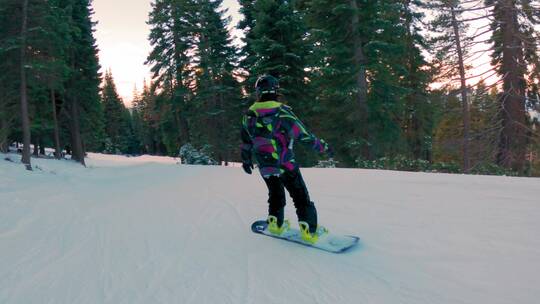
241 101 329 177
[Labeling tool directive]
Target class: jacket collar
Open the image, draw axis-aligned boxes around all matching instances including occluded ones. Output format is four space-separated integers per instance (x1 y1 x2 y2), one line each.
249 101 282 112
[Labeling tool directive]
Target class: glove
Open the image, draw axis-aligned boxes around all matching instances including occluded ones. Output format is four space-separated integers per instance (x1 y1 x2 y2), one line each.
242 162 254 175
322 140 334 158
326 146 334 158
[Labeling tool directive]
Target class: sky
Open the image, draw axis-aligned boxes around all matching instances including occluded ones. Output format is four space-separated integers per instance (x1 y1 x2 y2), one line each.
91 0 242 107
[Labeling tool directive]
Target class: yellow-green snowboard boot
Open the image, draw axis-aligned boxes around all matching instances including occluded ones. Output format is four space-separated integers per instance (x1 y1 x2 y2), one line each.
267 215 290 236
299 221 328 244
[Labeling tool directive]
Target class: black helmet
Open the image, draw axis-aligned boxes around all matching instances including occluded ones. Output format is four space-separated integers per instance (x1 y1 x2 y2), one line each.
255 74 279 97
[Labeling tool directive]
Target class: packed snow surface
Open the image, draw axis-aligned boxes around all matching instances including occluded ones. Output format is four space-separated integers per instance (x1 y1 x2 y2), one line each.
1 153 539 304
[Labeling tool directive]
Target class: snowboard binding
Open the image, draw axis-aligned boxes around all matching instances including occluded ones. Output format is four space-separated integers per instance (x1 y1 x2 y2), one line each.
299 221 328 244
267 215 290 236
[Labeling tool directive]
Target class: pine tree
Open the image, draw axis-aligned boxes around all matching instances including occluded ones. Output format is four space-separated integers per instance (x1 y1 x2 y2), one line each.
0 0 102 166
239 0 310 110
133 80 162 154
0 0 22 153
191 0 242 163
130 86 145 154
302 0 372 162
146 0 243 158
43 0 71 159
20 0 70 159
433 82 500 168
237 0 257 78
429 0 478 171
19 0 32 169
469 80 499 165
1 0 64 167
402 1 433 161
363 1 414 158
302 0 432 164
147 0 197 149
433 89 463 164
485 0 540 173
132 83 150 153
62 0 103 165
101 70 131 154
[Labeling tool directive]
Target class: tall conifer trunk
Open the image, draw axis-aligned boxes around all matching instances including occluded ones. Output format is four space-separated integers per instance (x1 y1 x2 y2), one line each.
39 139 45 155
350 0 370 160
70 97 86 166
496 0 527 172
402 0 423 160
51 89 62 159
172 6 191 145
450 4 471 173
33 137 39 156
0 99 9 152
19 0 32 170
0 118 8 153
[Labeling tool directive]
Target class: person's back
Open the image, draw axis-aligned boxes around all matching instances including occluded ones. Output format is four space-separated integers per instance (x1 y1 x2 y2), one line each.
242 100 328 177
240 75 333 243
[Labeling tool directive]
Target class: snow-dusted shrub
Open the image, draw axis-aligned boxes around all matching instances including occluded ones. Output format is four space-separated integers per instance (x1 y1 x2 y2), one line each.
355 155 520 176
430 162 461 174
470 163 518 176
103 138 122 155
315 159 339 168
356 156 459 173
356 155 431 172
179 143 217 165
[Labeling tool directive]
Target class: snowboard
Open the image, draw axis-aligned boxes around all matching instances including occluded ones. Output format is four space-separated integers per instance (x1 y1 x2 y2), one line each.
251 220 359 253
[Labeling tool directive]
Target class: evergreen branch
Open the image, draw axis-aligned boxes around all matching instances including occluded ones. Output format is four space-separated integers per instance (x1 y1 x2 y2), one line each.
462 48 492 63
468 27 492 40
450 67 497 81
446 5 494 13
458 13 495 23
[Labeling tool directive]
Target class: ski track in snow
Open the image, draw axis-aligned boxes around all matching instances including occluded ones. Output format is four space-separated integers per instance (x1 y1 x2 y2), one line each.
1 152 539 304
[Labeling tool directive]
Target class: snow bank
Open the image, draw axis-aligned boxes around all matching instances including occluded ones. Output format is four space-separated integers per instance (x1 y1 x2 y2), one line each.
1 153 539 304
87 152 180 166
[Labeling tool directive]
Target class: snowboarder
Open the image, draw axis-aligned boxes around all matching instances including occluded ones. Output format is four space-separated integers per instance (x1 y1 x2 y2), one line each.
241 74 333 244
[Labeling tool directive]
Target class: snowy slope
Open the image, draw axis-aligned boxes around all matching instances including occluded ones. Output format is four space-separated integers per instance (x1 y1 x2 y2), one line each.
1 153 539 304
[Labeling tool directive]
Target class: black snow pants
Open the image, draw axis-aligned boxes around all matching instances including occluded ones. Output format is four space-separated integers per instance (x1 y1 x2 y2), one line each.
263 168 318 233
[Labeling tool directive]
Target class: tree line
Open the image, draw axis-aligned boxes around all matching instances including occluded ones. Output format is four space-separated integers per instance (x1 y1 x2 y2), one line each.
1 0 101 168
1 0 539 176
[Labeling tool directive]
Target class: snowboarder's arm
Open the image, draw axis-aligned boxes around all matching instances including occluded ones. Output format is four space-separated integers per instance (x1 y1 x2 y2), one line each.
240 115 253 165
280 107 330 154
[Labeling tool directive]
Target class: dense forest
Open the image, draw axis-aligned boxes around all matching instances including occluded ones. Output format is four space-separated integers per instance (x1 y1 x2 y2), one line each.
1 0 539 176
